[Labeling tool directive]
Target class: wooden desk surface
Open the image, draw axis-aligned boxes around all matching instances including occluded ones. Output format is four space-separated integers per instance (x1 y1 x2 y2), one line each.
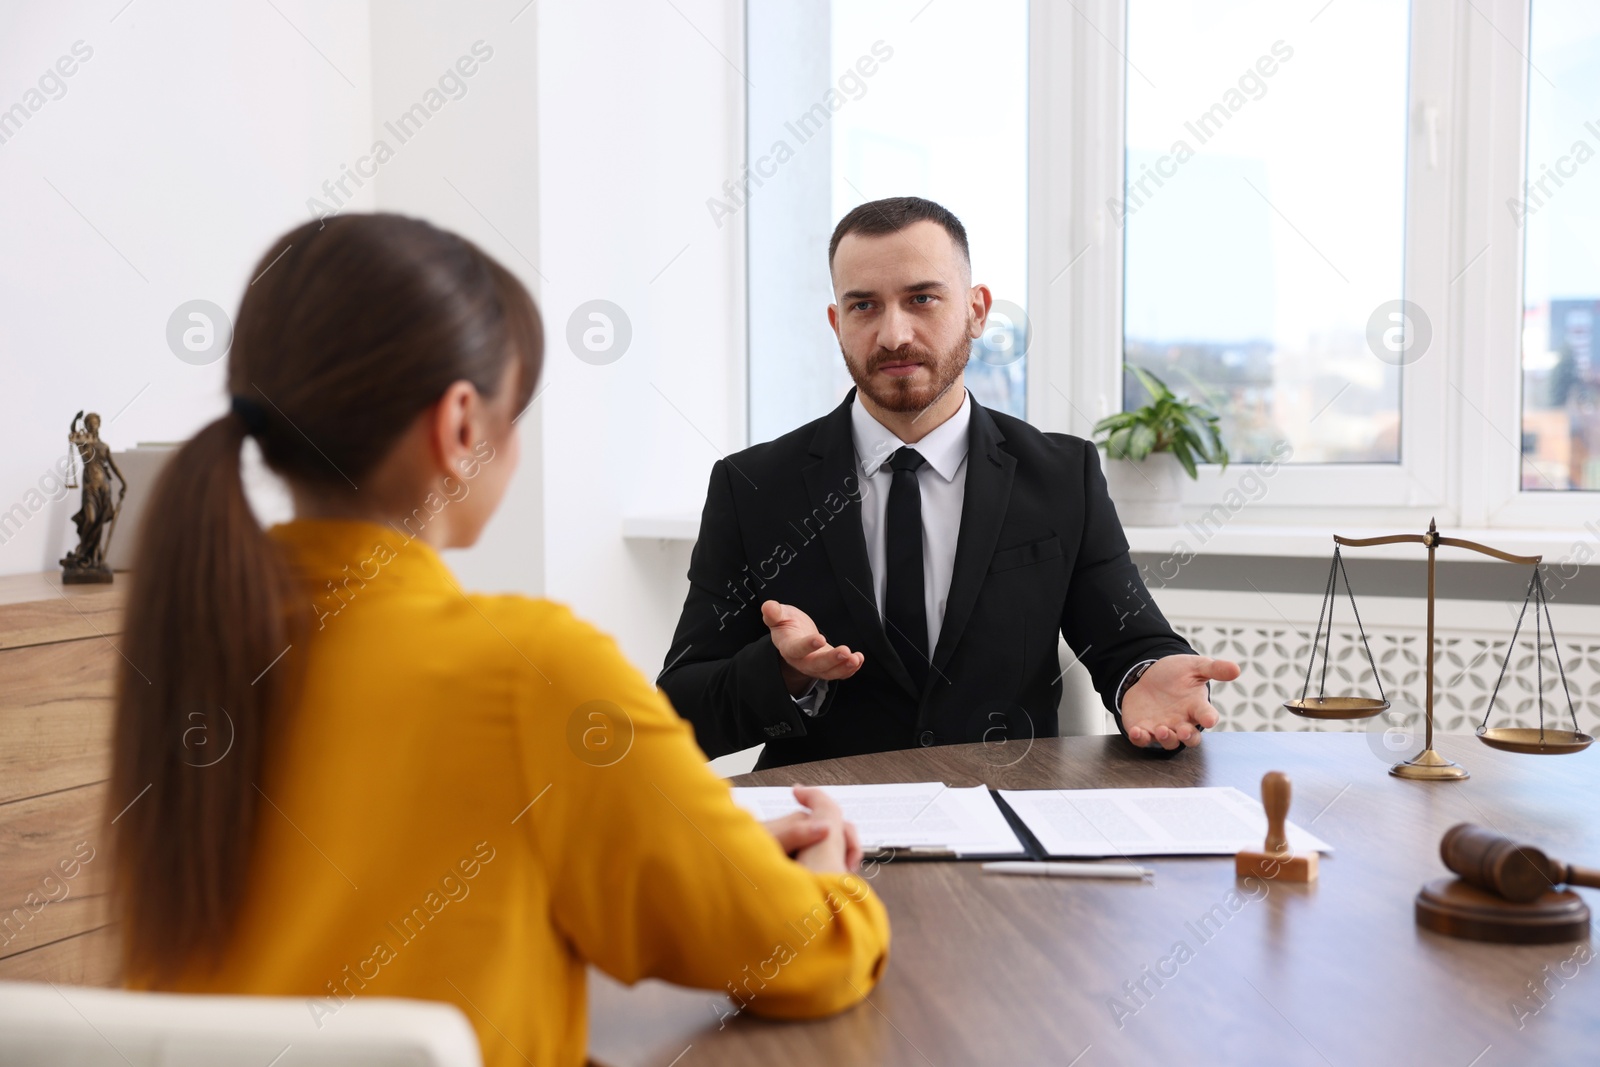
587 732 1600 1066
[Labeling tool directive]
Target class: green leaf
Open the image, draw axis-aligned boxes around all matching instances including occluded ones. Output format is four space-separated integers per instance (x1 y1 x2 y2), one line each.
1106 426 1133 459
1128 423 1157 459
1129 365 1172 402
1204 421 1229 471
1170 438 1199 479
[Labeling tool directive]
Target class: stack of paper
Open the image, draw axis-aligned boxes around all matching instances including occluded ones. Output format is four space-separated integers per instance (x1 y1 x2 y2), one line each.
730 782 1027 857
997 786 1334 858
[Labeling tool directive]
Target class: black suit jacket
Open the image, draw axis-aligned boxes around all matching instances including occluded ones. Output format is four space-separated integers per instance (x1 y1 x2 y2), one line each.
658 390 1193 769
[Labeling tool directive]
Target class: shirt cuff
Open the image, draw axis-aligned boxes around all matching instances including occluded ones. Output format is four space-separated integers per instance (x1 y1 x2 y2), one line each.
1115 659 1158 713
791 678 830 717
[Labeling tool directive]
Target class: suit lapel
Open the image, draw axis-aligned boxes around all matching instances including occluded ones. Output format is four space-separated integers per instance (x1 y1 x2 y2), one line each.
802 392 921 699
929 400 1015 683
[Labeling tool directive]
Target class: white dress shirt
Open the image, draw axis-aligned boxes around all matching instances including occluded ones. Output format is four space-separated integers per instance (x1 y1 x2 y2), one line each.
851 389 972 655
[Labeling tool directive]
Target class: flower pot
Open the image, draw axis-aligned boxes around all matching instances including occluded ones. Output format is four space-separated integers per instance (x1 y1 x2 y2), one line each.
1105 453 1185 526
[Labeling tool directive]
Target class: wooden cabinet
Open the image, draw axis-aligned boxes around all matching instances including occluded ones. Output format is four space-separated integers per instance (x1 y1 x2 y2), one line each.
0 572 122 986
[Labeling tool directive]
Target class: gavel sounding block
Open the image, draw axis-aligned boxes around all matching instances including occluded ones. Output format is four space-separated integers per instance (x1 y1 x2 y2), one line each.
1235 848 1318 883
1416 878 1591 944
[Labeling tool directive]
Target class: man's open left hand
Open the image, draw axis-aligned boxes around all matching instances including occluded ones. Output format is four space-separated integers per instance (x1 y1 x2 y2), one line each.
1120 655 1240 750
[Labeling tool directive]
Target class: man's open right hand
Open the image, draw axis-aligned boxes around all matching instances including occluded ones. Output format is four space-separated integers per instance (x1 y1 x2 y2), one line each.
762 600 865 695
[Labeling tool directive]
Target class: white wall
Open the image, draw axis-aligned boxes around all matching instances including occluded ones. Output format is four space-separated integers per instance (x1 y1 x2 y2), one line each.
533 0 744 670
0 1 373 572
0 0 745 711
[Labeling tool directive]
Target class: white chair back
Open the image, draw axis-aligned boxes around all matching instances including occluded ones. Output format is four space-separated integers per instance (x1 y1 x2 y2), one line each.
0 981 482 1067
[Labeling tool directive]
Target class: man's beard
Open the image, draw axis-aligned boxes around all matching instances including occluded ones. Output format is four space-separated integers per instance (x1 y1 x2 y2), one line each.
843 333 972 415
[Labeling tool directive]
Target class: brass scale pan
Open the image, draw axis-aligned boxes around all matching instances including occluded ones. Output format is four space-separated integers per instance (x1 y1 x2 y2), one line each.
1283 695 1390 720
1476 727 1592 755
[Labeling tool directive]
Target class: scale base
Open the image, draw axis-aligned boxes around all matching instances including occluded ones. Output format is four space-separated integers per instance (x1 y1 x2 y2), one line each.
1390 747 1469 781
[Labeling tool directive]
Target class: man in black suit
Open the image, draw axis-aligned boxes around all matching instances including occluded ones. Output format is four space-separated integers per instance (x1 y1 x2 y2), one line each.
659 196 1237 769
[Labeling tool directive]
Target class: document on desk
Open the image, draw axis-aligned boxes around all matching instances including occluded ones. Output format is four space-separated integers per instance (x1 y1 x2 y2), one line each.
996 787 1335 858
730 782 1028 858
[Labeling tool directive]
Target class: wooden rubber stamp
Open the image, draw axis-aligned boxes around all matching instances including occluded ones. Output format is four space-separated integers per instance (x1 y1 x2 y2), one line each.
1235 771 1318 882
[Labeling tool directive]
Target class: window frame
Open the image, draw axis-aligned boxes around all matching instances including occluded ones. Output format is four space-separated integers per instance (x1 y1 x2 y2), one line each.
1031 0 1571 529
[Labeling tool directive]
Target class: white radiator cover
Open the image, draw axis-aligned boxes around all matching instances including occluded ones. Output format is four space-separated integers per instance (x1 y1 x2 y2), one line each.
1149 588 1600 738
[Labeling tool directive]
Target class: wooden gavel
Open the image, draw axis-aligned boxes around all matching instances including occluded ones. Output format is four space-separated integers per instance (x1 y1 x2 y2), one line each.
1440 823 1600 903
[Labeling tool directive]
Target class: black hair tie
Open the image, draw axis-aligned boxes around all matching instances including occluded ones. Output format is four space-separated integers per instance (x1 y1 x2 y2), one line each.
230 394 269 437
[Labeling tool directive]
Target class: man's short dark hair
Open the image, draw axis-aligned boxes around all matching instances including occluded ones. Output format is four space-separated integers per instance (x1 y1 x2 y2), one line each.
827 196 970 271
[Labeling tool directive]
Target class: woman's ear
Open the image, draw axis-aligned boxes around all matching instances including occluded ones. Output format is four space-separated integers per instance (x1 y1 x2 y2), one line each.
428 380 482 478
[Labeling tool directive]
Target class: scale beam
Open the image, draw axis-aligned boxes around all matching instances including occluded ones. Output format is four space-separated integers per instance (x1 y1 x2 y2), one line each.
1333 533 1427 548
1334 532 1542 566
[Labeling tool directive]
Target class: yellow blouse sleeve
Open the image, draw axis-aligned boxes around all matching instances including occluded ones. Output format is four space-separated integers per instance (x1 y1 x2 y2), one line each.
508 600 890 1019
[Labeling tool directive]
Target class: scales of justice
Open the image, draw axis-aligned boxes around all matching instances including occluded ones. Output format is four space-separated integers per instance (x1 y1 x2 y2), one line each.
1284 519 1593 780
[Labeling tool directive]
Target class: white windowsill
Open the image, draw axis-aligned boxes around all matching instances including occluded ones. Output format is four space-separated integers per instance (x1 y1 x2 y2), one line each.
623 514 1599 563
622 515 702 541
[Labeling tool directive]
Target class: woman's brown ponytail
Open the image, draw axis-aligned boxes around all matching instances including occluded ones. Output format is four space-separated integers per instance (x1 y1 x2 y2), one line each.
110 413 299 981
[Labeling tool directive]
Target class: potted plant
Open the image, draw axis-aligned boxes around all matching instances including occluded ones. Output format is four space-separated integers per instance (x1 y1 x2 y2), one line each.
1093 365 1229 526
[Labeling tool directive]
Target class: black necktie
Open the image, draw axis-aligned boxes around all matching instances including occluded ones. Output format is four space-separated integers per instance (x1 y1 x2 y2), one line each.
885 447 928 690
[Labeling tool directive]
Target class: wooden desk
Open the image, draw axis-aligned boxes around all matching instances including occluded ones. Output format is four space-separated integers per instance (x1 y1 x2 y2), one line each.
587 733 1600 1066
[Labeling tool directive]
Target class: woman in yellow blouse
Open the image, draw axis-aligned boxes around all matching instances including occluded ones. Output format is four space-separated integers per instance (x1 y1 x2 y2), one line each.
108 213 889 1067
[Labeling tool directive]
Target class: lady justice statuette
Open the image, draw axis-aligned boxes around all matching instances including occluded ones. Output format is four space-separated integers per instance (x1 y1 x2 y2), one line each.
60 410 127 584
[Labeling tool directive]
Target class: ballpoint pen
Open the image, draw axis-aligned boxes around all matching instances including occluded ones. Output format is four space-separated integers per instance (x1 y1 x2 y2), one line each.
981 861 1153 880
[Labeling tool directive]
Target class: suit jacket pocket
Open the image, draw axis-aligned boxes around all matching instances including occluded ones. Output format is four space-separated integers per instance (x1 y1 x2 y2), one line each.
988 535 1062 574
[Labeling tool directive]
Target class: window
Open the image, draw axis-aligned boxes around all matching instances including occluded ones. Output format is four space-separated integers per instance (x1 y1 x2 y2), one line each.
746 0 1029 446
1121 0 1411 464
738 0 1582 529
1518 0 1600 491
